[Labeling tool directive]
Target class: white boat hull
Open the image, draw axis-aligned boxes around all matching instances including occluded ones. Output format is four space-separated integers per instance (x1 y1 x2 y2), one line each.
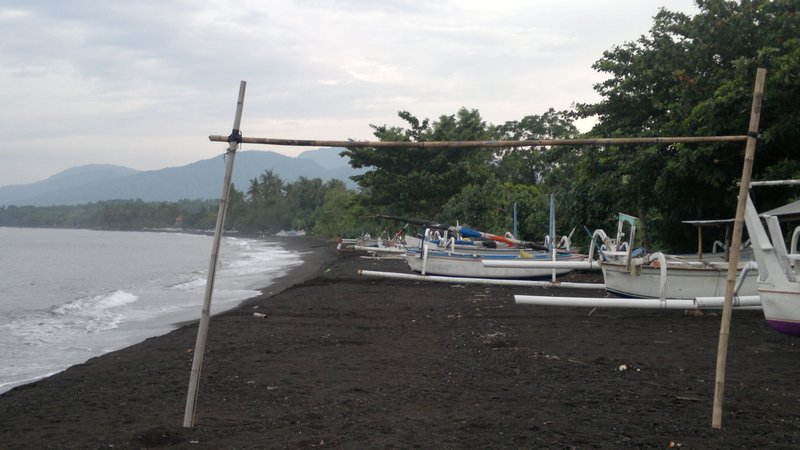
601 261 759 299
404 235 523 255
405 252 582 279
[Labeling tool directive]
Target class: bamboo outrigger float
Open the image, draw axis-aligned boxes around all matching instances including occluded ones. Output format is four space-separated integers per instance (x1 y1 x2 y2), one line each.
358 269 604 289
514 294 762 309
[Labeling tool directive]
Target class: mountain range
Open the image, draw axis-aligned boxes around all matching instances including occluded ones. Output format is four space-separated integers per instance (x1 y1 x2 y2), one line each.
0 148 365 207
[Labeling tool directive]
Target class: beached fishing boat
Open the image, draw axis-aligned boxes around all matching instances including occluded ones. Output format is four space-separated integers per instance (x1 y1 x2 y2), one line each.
502 210 761 308
370 196 583 279
373 213 556 252
514 195 799 316
339 229 407 253
599 256 760 300
596 212 759 299
744 196 800 335
276 229 306 237
404 234 533 255
485 211 759 300
405 247 585 279
600 258 758 299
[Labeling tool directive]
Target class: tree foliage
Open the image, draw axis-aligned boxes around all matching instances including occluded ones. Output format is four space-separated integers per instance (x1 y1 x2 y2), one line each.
343 108 579 241
567 0 800 250
342 108 497 219
339 1 799 250
0 176 359 239
235 171 354 235
0 199 219 231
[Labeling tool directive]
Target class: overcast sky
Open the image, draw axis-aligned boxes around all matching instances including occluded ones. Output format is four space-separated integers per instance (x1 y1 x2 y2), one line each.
0 0 700 186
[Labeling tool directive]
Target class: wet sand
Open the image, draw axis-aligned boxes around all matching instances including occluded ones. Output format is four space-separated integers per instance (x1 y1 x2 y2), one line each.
1 238 798 448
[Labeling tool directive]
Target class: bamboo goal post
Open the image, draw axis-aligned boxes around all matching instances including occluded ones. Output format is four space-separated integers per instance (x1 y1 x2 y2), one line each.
195 68 766 430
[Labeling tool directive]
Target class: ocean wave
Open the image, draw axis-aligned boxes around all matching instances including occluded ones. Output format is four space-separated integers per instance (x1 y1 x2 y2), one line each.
219 244 303 278
52 290 139 332
0 229 306 394
170 277 207 290
54 290 139 315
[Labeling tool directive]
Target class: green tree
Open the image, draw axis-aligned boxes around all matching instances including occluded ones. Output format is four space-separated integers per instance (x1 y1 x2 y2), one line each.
440 176 552 241
494 108 581 185
240 169 292 233
257 169 285 199
225 184 247 231
343 108 497 219
570 0 800 251
285 176 326 230
312 183 366 238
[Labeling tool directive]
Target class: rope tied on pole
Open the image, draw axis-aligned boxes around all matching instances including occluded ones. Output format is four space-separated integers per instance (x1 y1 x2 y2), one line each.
227 128 243 145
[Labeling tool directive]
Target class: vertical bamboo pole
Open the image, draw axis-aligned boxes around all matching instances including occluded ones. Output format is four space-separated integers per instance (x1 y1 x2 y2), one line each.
712 68 766 429
549 194 556 282
183 80 247 428
513 202 518 239
697 227 703 260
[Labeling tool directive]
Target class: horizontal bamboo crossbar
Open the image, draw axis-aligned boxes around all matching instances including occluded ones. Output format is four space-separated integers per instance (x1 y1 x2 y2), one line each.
209 135 748 148
745 180 800 186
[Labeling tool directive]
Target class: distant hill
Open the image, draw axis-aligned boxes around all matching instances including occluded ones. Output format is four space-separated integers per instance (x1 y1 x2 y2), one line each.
297 147 350 170
0 149 365 206
0 165 139 206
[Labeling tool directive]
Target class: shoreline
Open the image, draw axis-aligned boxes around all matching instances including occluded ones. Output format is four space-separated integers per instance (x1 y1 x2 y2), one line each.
0 231 327 396
1 244 799 448
243 235 339 306
169 235 337 329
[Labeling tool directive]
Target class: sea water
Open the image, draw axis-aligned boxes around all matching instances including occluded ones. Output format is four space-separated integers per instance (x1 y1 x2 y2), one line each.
0 227 303 394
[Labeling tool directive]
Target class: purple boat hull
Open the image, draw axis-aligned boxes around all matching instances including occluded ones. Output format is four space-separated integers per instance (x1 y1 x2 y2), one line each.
766 319 800 336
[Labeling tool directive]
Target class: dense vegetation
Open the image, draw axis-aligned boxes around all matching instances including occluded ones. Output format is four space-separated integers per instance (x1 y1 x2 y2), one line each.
2 0 798 252
0 199 220 231
346 0 800 252
0 174 367 238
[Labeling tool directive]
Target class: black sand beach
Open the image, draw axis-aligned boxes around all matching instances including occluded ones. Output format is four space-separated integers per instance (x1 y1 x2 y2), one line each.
1 237 799 448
